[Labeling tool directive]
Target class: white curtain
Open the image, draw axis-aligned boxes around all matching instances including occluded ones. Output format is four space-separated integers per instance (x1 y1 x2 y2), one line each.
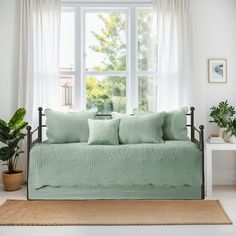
155 0 192 111
18 0 61 127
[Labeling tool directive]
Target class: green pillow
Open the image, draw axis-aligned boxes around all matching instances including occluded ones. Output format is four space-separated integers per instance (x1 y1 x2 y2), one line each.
133 107 189 141
162 107 189 141
45 108 97 143
118 113 164 144
88 119 120 145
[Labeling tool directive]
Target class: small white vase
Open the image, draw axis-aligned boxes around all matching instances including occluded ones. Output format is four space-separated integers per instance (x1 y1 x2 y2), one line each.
219 127 230 142
229 135 236 144
219 127 226 137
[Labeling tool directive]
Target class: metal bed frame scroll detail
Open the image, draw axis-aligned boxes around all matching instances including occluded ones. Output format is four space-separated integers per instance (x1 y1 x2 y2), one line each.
26 107 205 199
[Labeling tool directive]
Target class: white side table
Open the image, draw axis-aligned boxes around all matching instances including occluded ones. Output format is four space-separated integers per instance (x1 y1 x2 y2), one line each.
206 143 236 197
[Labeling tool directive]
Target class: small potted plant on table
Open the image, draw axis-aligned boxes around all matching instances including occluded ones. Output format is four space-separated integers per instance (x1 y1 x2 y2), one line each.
210 100 235 141
0 108 27 191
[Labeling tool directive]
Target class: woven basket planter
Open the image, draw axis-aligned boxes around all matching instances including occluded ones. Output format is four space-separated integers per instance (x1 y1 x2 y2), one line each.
2 171 23 191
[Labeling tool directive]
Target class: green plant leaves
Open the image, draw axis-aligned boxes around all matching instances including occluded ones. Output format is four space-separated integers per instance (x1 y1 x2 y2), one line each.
0 108 27 171
7 134 25 148
12 121 28 136
0 118 8 127
8 108 26 129
0 123 10 144
227 118 236 136
210 100 235 128
0 147 15 161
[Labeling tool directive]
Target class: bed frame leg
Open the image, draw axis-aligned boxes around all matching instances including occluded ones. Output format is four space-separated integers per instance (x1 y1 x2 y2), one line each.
26 126 32 200
199 125 205 199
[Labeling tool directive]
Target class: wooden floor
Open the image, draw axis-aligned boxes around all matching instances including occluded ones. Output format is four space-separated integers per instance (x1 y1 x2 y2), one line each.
0 184 236 236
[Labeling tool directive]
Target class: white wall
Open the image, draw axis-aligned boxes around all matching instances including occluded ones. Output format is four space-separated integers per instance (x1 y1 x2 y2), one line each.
0 0 236 185
191 0 236 184
0 0 20 180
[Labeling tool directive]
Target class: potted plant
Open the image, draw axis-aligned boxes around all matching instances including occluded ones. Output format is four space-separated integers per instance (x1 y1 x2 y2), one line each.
210 100 235 140
0 108 28 191
226 118 236 144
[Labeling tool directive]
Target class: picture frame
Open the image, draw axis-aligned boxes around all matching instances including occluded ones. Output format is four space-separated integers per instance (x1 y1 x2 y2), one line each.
208 58 227 83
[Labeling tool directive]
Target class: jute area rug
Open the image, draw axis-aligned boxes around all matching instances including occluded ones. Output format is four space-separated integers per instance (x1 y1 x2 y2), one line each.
0 199 232 226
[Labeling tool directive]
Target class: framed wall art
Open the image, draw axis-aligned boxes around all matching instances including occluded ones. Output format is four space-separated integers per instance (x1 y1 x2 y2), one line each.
208 58 227 83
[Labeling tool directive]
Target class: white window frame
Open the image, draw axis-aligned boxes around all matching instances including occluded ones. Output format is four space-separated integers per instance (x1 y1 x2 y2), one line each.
60 2 157 113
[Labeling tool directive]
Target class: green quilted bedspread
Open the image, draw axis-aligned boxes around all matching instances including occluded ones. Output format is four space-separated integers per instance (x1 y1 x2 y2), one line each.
28 141 202 189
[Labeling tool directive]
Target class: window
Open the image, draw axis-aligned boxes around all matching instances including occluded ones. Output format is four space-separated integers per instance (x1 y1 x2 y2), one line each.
60 76 74 109
60 4 157 113
60 9 75 111
137 10 157 111
84 11 127 113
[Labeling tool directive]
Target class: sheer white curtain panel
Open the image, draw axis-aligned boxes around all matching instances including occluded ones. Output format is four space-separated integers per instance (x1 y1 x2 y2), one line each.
155 0 193 111
18 0 61 127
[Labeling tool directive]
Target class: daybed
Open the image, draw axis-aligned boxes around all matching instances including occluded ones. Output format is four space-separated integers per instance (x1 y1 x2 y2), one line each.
26 107 204 200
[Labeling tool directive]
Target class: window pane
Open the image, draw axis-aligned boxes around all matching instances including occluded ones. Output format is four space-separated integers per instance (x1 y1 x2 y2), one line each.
137 11 157 72
86 76 126 113
138 76 157 112
85 12 127 72
59 75 75 110
60 10 74 71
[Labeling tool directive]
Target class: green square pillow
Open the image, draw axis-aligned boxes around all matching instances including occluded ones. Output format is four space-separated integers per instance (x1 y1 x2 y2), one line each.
88 119 120 145
45 108 98 143
118 113 164 144
133 107 189 141
162 107 189 141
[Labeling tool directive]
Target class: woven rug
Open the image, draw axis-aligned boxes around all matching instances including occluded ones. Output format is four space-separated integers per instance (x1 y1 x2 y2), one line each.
0 199 232 226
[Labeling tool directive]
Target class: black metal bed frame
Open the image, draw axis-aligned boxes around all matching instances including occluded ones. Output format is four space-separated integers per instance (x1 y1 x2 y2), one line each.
26 107 205 199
